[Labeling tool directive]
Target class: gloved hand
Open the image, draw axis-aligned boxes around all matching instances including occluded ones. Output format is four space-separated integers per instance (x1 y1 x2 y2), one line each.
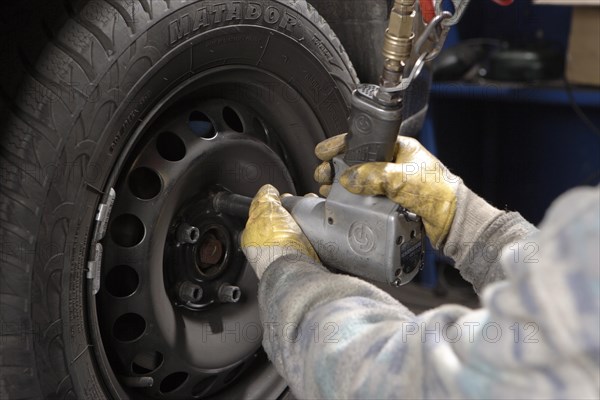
241 184 319 279
314 134 461 248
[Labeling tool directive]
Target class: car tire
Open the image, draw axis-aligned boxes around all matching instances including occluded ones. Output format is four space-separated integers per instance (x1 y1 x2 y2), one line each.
0 1 357 399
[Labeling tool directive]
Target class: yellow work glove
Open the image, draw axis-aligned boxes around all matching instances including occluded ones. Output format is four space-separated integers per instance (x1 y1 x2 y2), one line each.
241 184 319 279
314 134 461 248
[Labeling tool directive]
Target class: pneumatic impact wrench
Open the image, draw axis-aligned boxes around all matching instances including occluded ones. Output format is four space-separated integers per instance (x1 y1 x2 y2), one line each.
213 0 469 286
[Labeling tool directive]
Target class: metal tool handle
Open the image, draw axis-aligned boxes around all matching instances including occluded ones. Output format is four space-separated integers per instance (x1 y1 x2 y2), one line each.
343 84 404 165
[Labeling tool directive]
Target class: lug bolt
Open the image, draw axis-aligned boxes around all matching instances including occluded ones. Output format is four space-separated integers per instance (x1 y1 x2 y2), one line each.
177 223 200 244
178 282 203 303
218 283 241 303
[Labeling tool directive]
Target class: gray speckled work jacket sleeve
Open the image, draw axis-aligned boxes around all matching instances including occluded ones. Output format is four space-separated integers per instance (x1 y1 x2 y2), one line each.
258 186 600 399
441 184 538 293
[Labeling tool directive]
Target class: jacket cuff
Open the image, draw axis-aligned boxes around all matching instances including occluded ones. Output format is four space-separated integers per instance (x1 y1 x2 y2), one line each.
441 184 537 292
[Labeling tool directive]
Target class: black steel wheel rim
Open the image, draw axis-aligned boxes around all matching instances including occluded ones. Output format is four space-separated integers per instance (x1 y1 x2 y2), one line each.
95 66 326 399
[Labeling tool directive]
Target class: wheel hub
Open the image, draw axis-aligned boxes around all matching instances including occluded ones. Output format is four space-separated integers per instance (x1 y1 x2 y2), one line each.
198 232 224 266
165 195 243 312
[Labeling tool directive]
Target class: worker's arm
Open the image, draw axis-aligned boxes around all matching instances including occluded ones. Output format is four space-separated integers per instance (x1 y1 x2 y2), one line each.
257 186 599 399
315 134 537 293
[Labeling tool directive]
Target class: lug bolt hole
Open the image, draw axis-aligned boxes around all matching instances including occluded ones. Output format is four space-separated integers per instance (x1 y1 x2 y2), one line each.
113 313 146 342
157 131 186 161
223 106 244 133
192 375 218 398
160 372 189 394
128 167 162 200
251 117 269 143
189 111 216 139
131 351 163 374
105 265 139 298
110 214 145 247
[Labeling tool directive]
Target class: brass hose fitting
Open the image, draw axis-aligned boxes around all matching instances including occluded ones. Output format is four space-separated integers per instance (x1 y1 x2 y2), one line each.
381 0 417 88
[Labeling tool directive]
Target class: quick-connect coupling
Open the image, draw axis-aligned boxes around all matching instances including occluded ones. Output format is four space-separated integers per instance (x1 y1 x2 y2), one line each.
381 0 417 87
